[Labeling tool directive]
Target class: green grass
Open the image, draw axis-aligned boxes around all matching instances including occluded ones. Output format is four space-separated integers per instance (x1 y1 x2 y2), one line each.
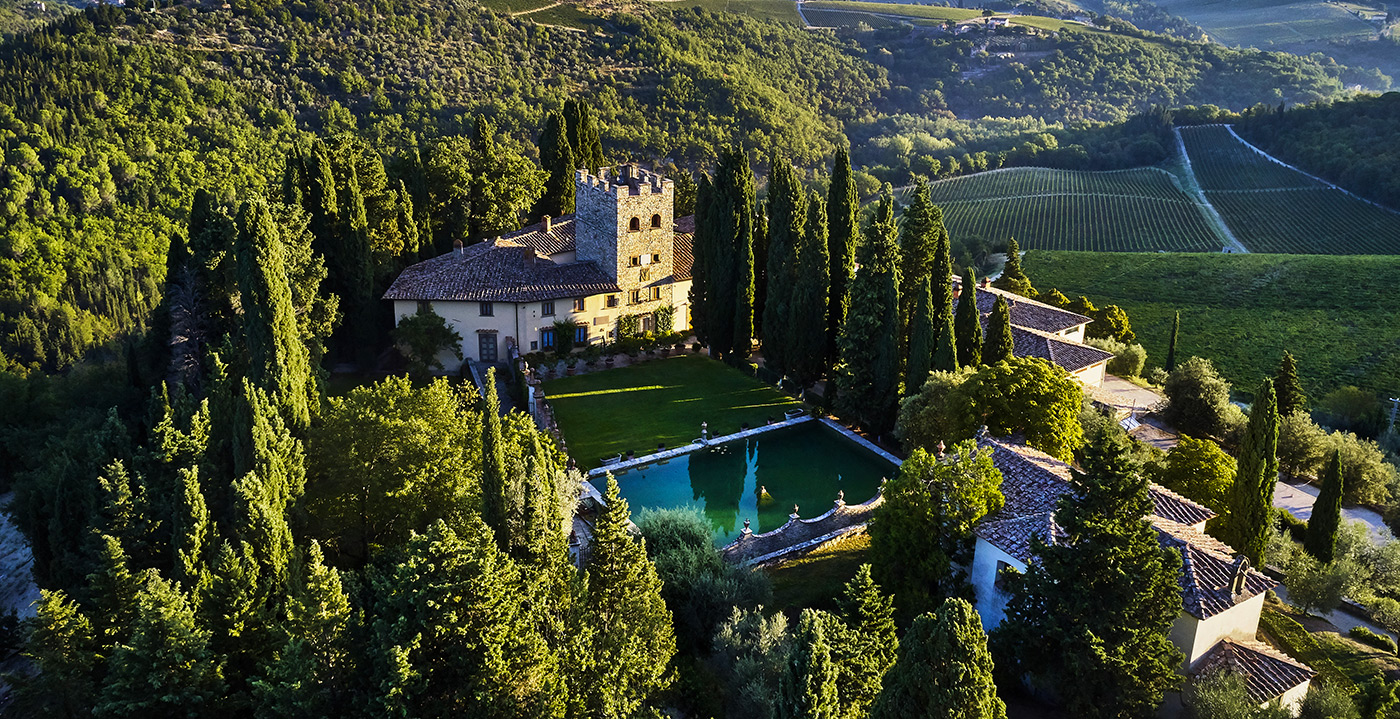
1262 602 1400 689
1260 607 1357 691
765 531 871 612
516 3 608 29
802 2 1104 31
658 0 803 23
478 0 558 13
1021 250 1400 398
542 354 801 468
914 167 1223 252
1150 0 1378 48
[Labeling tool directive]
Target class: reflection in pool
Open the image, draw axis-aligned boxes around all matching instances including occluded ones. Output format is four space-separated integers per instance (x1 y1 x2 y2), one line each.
610 422 898 544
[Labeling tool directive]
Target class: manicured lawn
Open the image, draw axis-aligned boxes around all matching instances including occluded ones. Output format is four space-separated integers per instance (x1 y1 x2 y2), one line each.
543 354 801 468
765 532 871 613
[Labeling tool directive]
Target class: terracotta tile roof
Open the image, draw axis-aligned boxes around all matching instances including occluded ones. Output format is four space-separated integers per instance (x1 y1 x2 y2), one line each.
1153 518 1275 619
1192 639 1314 704
974 434 1270 620
953 276 1092 333
501 215 577 257
674 215 695 282
382 239 620 303
1008 325 1115 373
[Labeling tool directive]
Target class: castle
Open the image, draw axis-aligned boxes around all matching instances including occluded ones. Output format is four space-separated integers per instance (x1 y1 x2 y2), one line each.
383 165 695 369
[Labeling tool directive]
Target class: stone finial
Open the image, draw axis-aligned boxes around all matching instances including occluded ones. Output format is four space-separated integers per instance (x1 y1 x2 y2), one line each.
937 440 946 457
790 505 800 520
742 517 752 535
975 425 991 439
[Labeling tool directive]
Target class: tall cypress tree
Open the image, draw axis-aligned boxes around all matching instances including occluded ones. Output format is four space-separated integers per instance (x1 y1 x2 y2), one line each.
466 115 497 242
932 309 958 373
993 237 1034 297
1275 351 1309 417
834 565 899 716
954 269 982 369
304 143 340 259
479 367 513 552
995 429 1184 719
827 147 858 362
535 111 575 219
690 173 714 349
983 295 1014 365
171 467 211 602
234 199 315 431
789 190 830 389
563 99 604 175
898 179 942 353
710 148 755 360
762 157 805 377
871 599 1006 719
836 185 902 436
905 276 937 393
1305 449 1345 563
929 203 954 353
777 609 840 719
753 197 769 342
1220 379 1280 565
581 476 675 717
1165 311 1180 373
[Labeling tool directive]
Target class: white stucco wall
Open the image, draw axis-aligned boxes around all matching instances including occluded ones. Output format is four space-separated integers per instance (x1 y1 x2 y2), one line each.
395 299 520 367
971 537 1025 632
1073 360 1107 387
1172 593 1267 666
1062 324 1086 343
1276 679 1309 714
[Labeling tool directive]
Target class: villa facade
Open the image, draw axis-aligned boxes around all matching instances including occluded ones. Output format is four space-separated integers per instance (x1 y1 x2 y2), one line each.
969 433 1315 711
383 165 694 369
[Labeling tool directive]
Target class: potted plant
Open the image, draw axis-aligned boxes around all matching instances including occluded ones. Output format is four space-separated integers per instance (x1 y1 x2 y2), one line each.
565 357 579 375
691 342 702 353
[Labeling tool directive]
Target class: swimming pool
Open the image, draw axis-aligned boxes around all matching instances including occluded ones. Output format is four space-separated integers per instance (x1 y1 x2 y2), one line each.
610 421 898 544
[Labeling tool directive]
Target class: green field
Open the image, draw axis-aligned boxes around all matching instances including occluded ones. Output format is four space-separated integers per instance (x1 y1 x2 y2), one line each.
657 0 804 23
1150 0 1378 48
542 354 801 468
1022 250 1400 398
801 2 1102 30
914 167 1223 252
478 0 559 13
1180 125 1400 254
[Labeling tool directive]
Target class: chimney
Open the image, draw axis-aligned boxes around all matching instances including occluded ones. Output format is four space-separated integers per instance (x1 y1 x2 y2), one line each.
453 239 464 256
1229 555 1251 600
621 164 633 182
542 215 552 232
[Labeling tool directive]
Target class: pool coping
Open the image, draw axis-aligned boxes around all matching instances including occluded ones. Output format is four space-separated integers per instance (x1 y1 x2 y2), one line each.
816 417 903 466
586 414 816 478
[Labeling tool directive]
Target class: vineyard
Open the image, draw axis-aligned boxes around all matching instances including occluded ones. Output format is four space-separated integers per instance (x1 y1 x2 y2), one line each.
1179 125 1400 254
917 167 1224 252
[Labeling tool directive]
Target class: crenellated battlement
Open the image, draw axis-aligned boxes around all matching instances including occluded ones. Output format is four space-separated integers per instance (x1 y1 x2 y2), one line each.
575 164 673 197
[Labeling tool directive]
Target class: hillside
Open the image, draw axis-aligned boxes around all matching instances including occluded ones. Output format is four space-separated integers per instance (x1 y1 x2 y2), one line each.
1021 250 1400 397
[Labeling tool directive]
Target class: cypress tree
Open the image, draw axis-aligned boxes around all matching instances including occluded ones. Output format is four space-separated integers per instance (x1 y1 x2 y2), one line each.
932 308 958 373
827 147 858 362
396 181 421 261
1275 350 1309 417
1165 311 1180 373
466 115 497 242
753 197 769 342
835 185 902 437
85 534 142 655
789 190 830 389
234 199 315 431
835 565 899 716
581 476 675 717
536 111 575 219
690 173 714 349
905 276 937 394
1220 379 1280 565
954 269 982 368
777 609 840 719
993 237 1034 297
898 179 943 353
762 157 805 376
995 430 1184 719
172 466 211 603
929 203 954 351
304 143 340 257
479 367 514 551
983 295 1014 365
1305 449 1345 563
870 599 1007 719
331 152 373 334
563 99 604 174
709 148 755 360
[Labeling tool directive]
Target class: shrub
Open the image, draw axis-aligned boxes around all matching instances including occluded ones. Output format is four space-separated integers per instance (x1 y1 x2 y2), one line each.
1368 597 1400 635
1348 626 1397 654
1162 356 1234 439
1277 509 1309 543
1297 681 1361 719
391 305 463 377
1085 336 1146 378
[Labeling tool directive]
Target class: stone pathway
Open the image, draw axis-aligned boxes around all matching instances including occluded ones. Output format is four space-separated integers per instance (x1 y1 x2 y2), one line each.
1273 480 1390 543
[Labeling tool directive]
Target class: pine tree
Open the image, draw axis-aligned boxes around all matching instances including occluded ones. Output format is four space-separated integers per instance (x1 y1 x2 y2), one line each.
995 430 1184 719
201 540 264 676
870 599 1006 719
983 295 1014 365
932 309 958 373
954 268 982 368
1305 449 1345 563
1166 311 1180 373
836 185 903 437
172 466 211 603
827 147 858 363
1275 351 1309 417
536 111 575 219
834 565 899 716
905 276 937 393
252 542 353 718
993 237 1034 297
11 591 98 718
898 179 942 353
777 609 840 719
788 190 830 389
234 198 315 431
581 476 675 717
480 367 517 552
97 571 225 717
763 157 806 377
1220 379 1280 565
85 534 142 656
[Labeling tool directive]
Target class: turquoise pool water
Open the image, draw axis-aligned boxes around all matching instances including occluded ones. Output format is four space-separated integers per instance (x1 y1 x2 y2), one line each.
610 422 898 544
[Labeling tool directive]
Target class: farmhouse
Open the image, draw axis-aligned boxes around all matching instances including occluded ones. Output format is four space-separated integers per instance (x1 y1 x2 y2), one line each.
953 277 1114 386
384 165 694 370
969 433 1315 711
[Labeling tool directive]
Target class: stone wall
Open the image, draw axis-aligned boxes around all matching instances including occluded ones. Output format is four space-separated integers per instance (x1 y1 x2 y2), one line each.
574 166 679 327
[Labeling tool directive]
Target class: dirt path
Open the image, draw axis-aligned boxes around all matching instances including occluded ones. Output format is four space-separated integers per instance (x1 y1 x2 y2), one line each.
1173 126 1248 254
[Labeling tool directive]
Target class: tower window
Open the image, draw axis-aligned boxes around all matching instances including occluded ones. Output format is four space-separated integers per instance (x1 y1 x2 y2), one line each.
651 253 662 264
629 256 642 267
629 217 641 232
650 214 662 228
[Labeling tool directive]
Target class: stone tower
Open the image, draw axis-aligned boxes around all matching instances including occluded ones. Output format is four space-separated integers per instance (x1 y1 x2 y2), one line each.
574 165 676 326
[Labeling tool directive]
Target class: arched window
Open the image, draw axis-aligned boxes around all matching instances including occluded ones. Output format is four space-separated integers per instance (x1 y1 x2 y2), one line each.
629 217 641 232
650 214 662 228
